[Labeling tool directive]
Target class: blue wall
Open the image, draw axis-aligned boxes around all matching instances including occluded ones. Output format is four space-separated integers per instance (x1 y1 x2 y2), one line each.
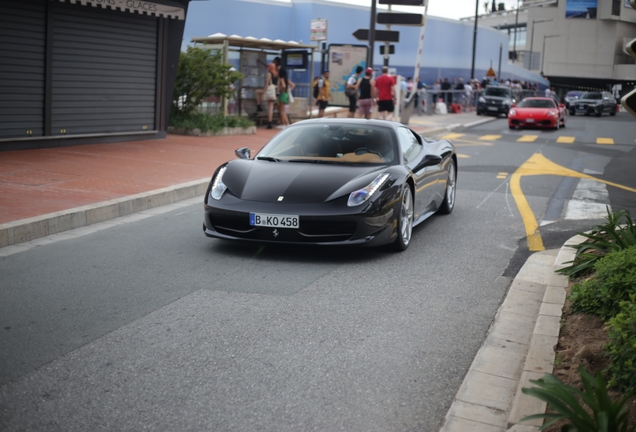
183 0 548 87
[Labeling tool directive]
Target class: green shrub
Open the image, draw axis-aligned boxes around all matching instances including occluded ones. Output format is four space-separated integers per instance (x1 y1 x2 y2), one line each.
169 112 254 133
568 246 636 320
521 366 635 431
557 208 636 277
606 295 636 394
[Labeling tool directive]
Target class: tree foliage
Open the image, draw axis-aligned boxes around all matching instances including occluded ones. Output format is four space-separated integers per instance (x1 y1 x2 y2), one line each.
171 47 243 116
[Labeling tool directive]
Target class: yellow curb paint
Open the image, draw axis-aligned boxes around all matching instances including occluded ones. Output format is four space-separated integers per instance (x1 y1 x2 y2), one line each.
440 133 465 140
557 136 576 144
457 153 471 158
510 153 636 252
596 138 614 145
479 135 502 141
517 135 538 143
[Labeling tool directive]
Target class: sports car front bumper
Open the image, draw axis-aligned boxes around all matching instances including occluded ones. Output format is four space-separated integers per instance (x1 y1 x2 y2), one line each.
203 188 401 247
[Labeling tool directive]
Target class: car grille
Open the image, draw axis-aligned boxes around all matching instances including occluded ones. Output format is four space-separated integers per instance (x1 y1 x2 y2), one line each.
210 214 357 243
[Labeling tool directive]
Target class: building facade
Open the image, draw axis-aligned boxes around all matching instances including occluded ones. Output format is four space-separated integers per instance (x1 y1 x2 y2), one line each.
0 0 191 151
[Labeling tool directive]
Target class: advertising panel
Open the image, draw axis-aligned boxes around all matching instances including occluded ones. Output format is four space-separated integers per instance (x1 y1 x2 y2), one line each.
565 0 597 18
327 44 368 106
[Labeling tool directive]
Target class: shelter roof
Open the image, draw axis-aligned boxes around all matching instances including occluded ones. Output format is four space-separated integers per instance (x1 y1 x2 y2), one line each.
191 33 317 51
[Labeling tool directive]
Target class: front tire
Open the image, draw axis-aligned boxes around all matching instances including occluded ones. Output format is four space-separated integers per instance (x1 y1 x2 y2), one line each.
392 185 414 252
438 159 457 215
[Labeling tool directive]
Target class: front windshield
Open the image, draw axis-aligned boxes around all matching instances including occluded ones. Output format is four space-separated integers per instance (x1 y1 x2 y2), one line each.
581 92 602 100
256 124 397 164
485 87 511 98
518 99 556 108
566 91 582 98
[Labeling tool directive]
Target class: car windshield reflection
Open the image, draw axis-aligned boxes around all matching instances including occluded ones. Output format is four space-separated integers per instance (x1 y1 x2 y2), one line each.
518 99 557 108
256 124 397 165
581 92 602 100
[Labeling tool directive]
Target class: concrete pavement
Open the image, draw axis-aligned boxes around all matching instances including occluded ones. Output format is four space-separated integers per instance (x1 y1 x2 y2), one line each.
0 111 572 430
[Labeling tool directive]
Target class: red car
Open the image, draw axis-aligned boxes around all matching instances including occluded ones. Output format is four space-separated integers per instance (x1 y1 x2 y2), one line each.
508 97 567 130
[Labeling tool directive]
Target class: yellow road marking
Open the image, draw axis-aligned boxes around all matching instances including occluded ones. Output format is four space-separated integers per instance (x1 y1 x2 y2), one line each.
457 153 471 158
517 135 538 143
440 133 465 140
597 138 614 145
511 153 636 252
497 172 508 179
479 135 502 141
557 136 576 144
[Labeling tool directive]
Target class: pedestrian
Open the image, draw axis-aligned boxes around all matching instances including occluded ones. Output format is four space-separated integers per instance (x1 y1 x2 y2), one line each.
432 79 441 105
277 67 291 129
357 67 375 119
416 80 426 115
345 66 363 118
455 78 465 108
441 77 452 105
464 79 473 111
255 57 280 117
374 66 396 120
315 70 332 118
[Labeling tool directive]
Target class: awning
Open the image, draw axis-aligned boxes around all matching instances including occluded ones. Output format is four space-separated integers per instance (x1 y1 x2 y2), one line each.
191 33 318 51
56 0 185 20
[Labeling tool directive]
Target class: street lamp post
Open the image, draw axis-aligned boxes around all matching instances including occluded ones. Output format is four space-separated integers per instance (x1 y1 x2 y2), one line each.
512 0 520 63
529 18 553 71
470 0 479 80
541 34 561 75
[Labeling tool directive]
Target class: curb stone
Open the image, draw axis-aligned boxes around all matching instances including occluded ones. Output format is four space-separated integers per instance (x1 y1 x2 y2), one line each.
440 234 585 432
0 179 210 249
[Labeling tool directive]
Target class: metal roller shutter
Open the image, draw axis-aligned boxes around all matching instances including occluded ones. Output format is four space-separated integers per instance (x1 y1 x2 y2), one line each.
51 5 157 135
0 0 46 139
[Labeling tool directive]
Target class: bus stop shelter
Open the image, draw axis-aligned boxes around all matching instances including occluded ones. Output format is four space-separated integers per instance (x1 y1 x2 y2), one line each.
191 33 319 119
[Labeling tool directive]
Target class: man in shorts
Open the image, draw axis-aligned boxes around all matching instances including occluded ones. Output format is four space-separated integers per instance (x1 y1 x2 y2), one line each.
316 71 332 118
374 66 395 120
357 68 375 119
345 66 363 118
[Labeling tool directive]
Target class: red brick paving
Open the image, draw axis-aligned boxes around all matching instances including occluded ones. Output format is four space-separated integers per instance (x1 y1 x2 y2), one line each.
0 130 277 224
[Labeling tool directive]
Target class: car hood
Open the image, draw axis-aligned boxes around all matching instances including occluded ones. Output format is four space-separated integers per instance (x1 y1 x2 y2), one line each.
512 107 554 117
222 159 388 203
483 95 511 102
575 98 603 104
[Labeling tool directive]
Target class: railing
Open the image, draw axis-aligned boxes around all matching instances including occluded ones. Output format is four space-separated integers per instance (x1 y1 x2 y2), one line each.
409 89 540 115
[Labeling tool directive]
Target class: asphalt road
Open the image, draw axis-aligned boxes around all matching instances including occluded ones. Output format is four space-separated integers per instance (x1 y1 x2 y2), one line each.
0 112 634 431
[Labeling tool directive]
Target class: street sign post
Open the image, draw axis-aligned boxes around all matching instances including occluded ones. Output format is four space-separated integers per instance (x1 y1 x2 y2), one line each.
310 19 327 42
379 45 395 55
353 29 400 43
621 37 636 118
377 12 424 26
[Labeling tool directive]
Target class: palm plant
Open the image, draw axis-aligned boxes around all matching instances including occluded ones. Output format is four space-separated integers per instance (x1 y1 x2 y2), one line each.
521 366 635 431
557 208 636 277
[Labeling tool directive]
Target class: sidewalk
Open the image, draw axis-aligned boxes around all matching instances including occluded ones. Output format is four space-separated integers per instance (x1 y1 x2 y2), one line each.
0 110 570 430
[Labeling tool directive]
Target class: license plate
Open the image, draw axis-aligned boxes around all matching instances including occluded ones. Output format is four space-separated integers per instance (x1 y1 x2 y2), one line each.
526 118 535 123
249 213 299 228
487 106 498 111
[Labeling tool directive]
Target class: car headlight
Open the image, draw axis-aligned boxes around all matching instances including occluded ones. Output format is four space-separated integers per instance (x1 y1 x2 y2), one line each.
503 100 511 106
478 96 486 103
509 109 516 116
210 166 228 200
548 110 557 117
347 173 390 207
595 102 603 106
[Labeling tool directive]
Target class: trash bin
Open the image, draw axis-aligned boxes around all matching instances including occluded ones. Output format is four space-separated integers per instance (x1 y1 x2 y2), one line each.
400 96 415 125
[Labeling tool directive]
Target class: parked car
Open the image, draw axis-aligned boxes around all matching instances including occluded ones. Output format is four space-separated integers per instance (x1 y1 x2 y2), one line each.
563 91 583 109
477 86 515 117
508 97 567 130
570 91 618 117
203 118 457 252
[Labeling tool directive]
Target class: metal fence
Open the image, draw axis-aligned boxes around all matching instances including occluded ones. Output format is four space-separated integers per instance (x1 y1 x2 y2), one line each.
407 89 541 115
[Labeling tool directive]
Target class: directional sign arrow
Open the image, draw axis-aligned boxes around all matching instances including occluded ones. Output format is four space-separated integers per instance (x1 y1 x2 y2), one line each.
353 29 400 43
377 12 424 26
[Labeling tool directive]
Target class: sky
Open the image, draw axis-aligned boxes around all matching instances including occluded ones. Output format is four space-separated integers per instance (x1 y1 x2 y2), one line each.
271 0 521 21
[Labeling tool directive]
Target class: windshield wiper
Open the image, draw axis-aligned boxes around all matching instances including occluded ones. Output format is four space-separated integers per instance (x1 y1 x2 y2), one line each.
256 156 281 162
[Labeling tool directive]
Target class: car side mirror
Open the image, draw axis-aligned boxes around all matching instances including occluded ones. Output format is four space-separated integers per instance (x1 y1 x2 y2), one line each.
235 147 251 159
416 154 442 171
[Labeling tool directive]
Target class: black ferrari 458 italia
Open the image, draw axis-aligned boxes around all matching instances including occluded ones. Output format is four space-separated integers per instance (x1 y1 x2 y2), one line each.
203 118 457 251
